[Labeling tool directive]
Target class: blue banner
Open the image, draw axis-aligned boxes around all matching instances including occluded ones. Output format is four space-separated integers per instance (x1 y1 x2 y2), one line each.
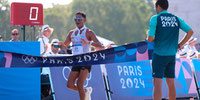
0 42 41 100
49 65 107 100
106 60 153 100
105 59 197 100
0 68 40 100
192 59 200 88
0 42 40 56
174 58 197 98
0 41 154 67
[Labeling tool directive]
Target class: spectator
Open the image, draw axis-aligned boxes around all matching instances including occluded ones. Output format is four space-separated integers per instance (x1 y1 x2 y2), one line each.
178 37 198 58
178 49 188 58
41 39 65 100
39 25 54 89
0 35 3 41
195 43 200 58
38 25 54 56
44 39 66 56
10 29 20 41
183 37 198 58
195 43 200 52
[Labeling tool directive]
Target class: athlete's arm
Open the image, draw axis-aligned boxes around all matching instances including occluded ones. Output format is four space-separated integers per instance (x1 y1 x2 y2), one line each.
147 15 157 43
64 31 73 47
62 31 73 53
178 17 194 48
148 36 154 43
178 29 193 48
87 30 104 49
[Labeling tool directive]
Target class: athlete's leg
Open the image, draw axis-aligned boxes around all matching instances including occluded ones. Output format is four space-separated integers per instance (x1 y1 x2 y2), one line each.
77 69 89 100
166 78 176 100
164 56 176 100
153 78 163 100
152 54 169 100
67 71 79 91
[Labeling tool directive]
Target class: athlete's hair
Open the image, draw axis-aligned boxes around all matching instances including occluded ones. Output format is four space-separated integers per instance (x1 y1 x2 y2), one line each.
155 0 169 10
75 11 86 19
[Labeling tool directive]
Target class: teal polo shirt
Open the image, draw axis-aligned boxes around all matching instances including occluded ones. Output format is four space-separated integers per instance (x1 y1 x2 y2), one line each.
148 11 191 56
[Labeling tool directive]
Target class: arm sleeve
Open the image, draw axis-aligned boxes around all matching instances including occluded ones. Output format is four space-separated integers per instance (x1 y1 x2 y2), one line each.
177 17 192 33
148 15 157 37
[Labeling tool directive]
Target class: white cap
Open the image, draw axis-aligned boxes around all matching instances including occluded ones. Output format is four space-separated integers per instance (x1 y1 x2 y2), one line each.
51 39 59 44
41 25 54 33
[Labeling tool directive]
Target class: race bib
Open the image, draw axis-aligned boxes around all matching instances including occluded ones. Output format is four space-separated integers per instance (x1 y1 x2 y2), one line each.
72 46 83 55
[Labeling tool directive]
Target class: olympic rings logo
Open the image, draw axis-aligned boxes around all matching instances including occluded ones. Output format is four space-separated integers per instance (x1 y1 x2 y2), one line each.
22 55 38 64
62 66 92 87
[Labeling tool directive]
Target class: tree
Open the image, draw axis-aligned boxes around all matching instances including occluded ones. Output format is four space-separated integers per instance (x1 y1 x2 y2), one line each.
0 0 12 41
44 0 154 45
0 0 154 44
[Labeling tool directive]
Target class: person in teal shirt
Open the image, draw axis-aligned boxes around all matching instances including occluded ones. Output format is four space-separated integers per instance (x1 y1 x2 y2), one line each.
147 0 194 100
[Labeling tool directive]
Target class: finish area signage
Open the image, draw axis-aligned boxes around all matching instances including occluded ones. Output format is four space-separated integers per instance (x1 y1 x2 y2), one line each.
10 2 43 26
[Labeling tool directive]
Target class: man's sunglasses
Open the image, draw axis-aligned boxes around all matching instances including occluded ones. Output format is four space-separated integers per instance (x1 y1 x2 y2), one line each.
12 33 19 35
43 27 48 31
52 42 61 48
53 45 61 48
74 17 84 21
